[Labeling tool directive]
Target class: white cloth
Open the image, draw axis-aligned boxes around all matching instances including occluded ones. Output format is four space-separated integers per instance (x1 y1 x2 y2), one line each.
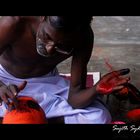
0 64 111 124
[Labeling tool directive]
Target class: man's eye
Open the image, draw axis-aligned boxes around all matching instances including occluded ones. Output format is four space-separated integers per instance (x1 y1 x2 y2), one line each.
57 44 72 51
56 44 66 49
42 30 50 39
45 33 50 39
43 31 50 39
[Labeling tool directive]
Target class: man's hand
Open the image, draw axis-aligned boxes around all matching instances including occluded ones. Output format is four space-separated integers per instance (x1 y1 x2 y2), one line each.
0 81 27 110
95 69 130 95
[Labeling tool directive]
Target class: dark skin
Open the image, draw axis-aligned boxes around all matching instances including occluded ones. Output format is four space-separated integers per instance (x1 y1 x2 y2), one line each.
0 16 130 123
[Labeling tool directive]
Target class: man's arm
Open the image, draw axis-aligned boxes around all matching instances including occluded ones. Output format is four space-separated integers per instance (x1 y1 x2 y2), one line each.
0 16 20 54
68 28 130 109
68 27 95 109
0 17 22 119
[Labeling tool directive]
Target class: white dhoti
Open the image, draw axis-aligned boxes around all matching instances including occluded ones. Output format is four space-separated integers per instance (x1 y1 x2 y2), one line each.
0 65 111 124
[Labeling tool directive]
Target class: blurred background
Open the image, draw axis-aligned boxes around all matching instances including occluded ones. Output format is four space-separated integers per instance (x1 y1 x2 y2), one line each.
58 16 140 89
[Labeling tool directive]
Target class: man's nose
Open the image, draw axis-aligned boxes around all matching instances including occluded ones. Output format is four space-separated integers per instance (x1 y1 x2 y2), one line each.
45 41 55 54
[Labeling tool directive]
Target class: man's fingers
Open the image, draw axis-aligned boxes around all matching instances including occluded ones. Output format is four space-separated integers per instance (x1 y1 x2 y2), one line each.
103 68 130 82
6 87 18 108
8 81 27 94
115 77 130 86
111 68 130 78
118 68 130 76
17 81 27 91
0 81 27 109
0 98 2 106
8 85 18 96
0 94 10 107
112 85 124 91
7 81 27 109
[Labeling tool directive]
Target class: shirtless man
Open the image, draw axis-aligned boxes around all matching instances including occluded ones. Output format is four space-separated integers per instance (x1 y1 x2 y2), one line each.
0 16 130 123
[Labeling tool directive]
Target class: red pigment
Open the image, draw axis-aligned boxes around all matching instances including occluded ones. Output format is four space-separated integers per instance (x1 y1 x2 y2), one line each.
119 87 129 96
111 121 126 124
104 58 129 95
97 82 115 95
2 96 47 124
126 109 140 122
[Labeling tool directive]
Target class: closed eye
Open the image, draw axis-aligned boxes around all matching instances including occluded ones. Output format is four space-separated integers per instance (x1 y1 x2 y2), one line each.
42 30 52 41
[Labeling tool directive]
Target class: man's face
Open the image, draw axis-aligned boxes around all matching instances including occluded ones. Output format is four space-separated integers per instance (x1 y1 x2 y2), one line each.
36 17 74 57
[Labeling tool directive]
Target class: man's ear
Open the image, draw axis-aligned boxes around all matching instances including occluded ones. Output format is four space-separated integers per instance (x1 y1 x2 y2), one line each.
40 16 45 22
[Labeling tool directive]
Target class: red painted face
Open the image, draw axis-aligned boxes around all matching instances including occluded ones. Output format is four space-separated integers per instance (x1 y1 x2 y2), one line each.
2 96 47 124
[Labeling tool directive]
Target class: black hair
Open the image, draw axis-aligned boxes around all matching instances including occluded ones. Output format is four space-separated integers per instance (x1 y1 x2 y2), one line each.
45 16 93 31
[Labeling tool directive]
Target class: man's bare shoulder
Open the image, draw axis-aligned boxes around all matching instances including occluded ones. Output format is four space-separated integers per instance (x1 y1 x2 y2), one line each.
0 17 25 49
76 27 94 51
0 16 22 27
72 27 94 61
0 16 37 25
